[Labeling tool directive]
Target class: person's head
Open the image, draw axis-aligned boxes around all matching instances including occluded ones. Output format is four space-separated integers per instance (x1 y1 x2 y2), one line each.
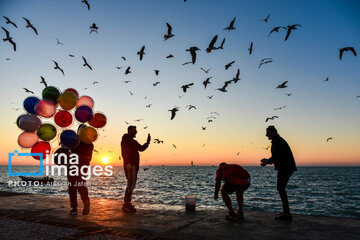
219 162 227 167
266 125 278 140
127 125 137 138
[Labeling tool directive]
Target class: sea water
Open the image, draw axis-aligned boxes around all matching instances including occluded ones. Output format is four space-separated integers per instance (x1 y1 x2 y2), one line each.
1 166 359 218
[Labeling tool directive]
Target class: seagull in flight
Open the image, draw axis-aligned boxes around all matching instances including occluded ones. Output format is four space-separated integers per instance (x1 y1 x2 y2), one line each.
285 24 301 41
268 26 286 37
203 77 212 89
69 54 75 57
128 91 135 96
181 83 194 93
323 76 329 82
232 68 240 83
200 67 211 73
217 82 229 92
89 23 98 34
274 105 286 110
172 144 177 149
3 16 17 28
285 93 292 96
23 88 34 94
186 46 200 64
276 81 288 89
137 45 145 61
93 81 99 85
207 95 213 99
259 14 270 23
216 38 225 50
121 56 126 61
125 66 131 75
182 61 192 66
40 76 47 88
1 27 16 51
23 17 38 35
82 56 93 70
169 107 179 120
224 17 236 31
225 61 235 70
82 0 90 10
153 82 160 87
186 105 197 110
206 35 218 53
56 38 64 45
154 70 160 76
339 47 357 60
154 139 164 144
265 116 278 122
248 41 253 55
166 54 174 58
164 22 175 40
52 60 65 76
326 137 334 142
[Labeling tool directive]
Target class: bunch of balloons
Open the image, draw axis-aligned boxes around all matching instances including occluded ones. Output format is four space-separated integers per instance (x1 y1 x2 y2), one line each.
16 87 106 160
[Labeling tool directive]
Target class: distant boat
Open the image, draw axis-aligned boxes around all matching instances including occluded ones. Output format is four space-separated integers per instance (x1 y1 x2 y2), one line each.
20 176 54 184
143 167 149 171
191 161 194 167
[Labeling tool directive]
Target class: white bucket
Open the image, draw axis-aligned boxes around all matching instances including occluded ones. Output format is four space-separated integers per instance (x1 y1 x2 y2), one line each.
185 195 196 212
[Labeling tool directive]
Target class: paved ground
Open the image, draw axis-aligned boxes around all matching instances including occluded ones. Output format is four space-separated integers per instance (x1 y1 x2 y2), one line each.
0 191 360 240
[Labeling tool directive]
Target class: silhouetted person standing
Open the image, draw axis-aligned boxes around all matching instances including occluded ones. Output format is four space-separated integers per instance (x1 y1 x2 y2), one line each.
214 163 251 220
261 125 296 220
68 124 94 215
121 125 150 212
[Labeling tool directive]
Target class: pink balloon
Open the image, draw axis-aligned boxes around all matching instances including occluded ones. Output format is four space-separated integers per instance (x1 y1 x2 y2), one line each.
18 132 39 148
35 100 56 118
76 96 94 108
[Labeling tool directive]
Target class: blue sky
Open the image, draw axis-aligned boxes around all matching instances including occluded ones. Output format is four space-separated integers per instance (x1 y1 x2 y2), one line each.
0 0 359 165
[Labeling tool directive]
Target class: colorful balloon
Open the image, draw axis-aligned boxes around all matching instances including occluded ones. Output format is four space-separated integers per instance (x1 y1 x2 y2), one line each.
53 147 70 165
64 88 79 98
17 114 42 132
75 106 93 122
79 126 98 143
37 123 57 141
18 132 39 148
58 91 77 110
42 86 61 104
54 110 73 127
60 130 79 148
89 112 107 128
76 96 94 108
23 96 40 114
35 100 56 118
31 141 51 160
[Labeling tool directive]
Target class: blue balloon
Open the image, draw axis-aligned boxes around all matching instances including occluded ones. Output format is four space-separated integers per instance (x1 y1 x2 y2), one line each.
23 96 40 114
60 130 79 149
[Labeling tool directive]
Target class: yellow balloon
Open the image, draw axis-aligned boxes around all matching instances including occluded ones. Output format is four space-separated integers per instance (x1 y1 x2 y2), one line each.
79 126 98 144
58 92 77 110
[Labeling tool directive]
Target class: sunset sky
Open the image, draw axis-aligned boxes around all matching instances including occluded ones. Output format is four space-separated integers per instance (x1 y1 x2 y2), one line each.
1 0 359 167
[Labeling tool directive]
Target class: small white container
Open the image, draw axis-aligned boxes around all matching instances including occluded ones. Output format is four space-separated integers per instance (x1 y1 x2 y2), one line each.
185 195 196 212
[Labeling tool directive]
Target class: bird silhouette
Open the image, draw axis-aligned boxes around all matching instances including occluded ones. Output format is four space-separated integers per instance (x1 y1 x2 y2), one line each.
89 23 98 34
1 27 16 51
153 82 160 87
146 104 152 108
134 119 143 122
11 107 20 111
82 0 90 10
268 26 286 37
154 139 164 144
124 80 131 83
129 91 135 96
207 95 213 99
285 93 292 96
186 46 200 64
181 83 194 93
285 24 301 41
93 81 99 85
276 81 288 89
206 35 218 53
182 61 192 65
274 105 286 110
40 76 47 88
121 56 126 61
82 56 93 70
169 107 179 120
217 82 229 92
115 66 122 70
137 45 145 61
23 88 34 94
327 137 334 142
225 61 235 70
200 67 211 73
265 116 278 122
56 38 64 45
203 77 212 89
202 127 206 130
3 16 17 28
69 54 75 57
232 68 240 83
186 105 197 110
224 17 236 31
356 95 360 98
172 144 177 149
125 66 131 75
154 70 160 76
216 38 225 50
23 17 38 35
164 22 175 40
248 41 253 55
323 76 329 82
259 58 273 68
339 47 357 60
263 145 270 150
166 54 174 58
52 60 65 76
208 119 213 123
211 112 220 116
259 14 270 23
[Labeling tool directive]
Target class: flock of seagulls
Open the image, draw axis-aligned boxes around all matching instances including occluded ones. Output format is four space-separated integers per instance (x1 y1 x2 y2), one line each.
2 2 358 155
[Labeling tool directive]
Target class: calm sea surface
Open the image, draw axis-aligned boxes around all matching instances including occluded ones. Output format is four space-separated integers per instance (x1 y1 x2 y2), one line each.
1 166 360 218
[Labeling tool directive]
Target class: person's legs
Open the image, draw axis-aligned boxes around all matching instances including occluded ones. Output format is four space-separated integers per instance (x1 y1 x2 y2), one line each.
235 191 243 213
221 184 234 213
68 181 78 214
78 182 90 215
277 171 292 214
124 164 137 203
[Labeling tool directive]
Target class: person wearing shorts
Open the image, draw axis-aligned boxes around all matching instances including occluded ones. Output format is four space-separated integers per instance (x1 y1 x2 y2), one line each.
214 162 251 219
